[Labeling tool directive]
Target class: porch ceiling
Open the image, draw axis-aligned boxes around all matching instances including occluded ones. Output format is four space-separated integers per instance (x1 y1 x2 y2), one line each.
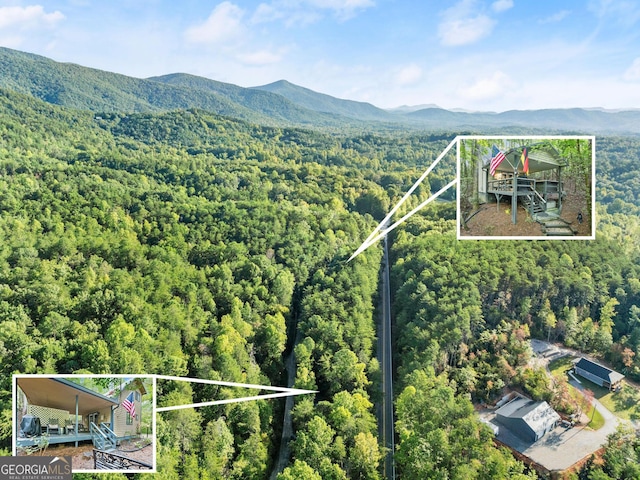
488 142 568 174
18 378 118 415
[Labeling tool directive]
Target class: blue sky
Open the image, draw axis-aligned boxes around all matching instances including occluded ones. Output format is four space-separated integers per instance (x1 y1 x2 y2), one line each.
1 0 640 111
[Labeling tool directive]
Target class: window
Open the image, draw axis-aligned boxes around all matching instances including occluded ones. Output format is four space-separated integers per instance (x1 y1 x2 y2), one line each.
135 392 140 402
126 412 133 425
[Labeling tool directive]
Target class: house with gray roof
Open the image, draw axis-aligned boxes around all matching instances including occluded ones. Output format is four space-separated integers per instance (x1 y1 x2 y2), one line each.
495 395 560 442
574 358 624 390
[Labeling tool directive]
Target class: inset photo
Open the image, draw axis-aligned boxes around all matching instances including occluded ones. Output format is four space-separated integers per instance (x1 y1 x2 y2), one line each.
457 136 595 239
14 375 155 473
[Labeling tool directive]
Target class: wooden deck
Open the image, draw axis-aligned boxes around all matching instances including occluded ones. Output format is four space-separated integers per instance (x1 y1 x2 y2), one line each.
17 432 93 447
487 178 562 197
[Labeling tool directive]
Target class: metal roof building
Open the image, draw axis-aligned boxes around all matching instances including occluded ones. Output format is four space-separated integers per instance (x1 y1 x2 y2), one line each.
574 358 625 390
495 396 560 442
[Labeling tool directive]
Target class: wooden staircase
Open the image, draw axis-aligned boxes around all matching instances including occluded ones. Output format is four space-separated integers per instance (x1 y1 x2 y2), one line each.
90 422 116 451
541 218 576 236
521 193 544 214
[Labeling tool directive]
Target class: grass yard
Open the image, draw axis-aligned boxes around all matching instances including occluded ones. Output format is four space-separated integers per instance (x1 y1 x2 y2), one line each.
586 404 605 430
548 355 575 376
597 383 640 421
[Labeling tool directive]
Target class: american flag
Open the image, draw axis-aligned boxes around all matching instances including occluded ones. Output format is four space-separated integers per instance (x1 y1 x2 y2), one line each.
489 145 506 176
122 392 136 417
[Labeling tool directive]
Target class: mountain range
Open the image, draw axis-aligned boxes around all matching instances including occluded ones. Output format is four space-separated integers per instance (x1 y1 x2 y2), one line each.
2 46 640 134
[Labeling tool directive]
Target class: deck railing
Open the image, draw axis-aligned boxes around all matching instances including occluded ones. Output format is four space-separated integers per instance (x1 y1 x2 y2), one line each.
90 422 115 450
487 178 562 196
100 422 118 448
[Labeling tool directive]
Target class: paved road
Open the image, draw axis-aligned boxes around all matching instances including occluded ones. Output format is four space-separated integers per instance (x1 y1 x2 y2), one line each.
379 234 395 480
269 348 297 480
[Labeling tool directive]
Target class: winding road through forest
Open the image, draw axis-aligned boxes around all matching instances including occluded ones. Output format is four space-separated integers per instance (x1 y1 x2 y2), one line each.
379 234 396 480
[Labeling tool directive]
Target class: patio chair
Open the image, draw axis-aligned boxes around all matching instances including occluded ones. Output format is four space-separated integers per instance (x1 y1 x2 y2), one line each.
47 419 61 435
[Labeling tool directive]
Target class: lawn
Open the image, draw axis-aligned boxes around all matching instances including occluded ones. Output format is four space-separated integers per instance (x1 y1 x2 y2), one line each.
548 355 575 376
586 403 605 430
597 383 640 421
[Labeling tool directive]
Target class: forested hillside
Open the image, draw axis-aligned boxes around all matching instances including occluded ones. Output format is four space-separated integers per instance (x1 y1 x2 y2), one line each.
0 87 450 478
2 69 640 479
5 47 640 134
388 139 640 477
0 47 349 128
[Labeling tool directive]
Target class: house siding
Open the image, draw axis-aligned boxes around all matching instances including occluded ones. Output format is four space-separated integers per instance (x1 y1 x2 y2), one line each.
89 407 113 428
113 388 142 437
575 366 605 387
496 415 537 442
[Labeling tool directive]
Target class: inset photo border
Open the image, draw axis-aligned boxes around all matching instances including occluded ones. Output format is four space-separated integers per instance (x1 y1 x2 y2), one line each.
13 374 156 474
457 136 596 240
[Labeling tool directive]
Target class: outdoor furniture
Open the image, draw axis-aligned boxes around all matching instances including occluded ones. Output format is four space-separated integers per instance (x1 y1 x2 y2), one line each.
47 419 61 435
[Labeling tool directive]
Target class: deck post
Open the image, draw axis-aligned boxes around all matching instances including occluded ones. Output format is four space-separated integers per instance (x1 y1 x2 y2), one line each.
511 170 517 224
111 406 115 438
557 167 562 212
75 394 79 447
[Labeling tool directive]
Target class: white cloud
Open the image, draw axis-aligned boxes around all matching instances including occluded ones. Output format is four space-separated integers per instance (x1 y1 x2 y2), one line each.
395 64 423 86
458 71 515 101
623 57 640 81
491 0 513 13
438 0 496 46
252 3 284 24
439 15 495 46
238 49 284 65
539 10 571 24
184 2 245 45
588 0 640 26
307 0 375 20
0 5 64 30
251 0 374 26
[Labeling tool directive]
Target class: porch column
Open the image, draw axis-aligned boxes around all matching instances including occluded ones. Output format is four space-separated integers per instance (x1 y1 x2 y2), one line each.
511 170 517 224
75 394 79 447
557 167 562 212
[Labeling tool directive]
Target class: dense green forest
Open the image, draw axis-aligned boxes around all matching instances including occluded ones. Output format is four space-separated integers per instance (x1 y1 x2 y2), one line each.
388 150 640 477
2 75 640 480
0 87 446 479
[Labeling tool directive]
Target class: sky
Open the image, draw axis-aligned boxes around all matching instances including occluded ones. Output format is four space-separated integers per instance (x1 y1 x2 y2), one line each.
1 0 640 112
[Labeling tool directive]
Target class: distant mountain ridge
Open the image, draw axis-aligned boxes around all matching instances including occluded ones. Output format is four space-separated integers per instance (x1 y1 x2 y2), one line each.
407 107 640 133
147 72 346 126
252 79 396 122
0 47 265 119
2 46 640 134
0 47 357 128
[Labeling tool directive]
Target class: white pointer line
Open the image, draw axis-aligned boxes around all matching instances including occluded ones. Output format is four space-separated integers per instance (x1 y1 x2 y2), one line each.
355 179 457 256
348 137 458 262
155 375 314 394
156 391 314 412
155 375 317 412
